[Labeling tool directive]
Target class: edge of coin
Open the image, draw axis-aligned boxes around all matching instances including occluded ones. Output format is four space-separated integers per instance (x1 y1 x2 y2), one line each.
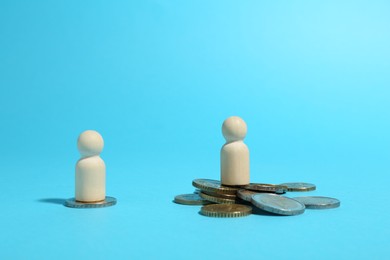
202 190 237 199
192 179 238 195
200 204 252 218
173 194 211 206
199 192 236 204
280 183 316 192
244 183 288 194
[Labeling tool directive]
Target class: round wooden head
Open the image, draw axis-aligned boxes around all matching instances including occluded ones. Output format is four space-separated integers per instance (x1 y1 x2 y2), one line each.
77 130 104 157
222 116 247 142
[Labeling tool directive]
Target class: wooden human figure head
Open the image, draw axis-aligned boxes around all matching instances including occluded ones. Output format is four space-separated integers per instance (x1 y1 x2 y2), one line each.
221 116 250 186
222 116 247 142
77 130 104 158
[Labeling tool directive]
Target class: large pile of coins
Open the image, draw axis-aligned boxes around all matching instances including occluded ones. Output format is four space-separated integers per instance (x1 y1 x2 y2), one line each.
174 179 340 218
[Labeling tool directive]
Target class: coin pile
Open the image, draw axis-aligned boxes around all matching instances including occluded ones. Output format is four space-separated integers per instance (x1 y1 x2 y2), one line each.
174 179 340 218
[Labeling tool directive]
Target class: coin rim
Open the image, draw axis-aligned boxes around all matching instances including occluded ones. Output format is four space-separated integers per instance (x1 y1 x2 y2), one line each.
279 182 316 192
244 183 288 194
174 193 211 205
202 190 237 199
200 204 252 218
199 192 237 204
192 179 238 195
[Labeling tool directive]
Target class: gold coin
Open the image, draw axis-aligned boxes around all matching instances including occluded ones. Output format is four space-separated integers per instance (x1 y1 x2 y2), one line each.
199 192 236 204
202 190 237 199
200 204 252 218
192 179 238 195
174 193 211 205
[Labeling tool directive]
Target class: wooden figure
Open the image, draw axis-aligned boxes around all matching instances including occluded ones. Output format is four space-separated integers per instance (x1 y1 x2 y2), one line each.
75 130 106 202
221 116 250 186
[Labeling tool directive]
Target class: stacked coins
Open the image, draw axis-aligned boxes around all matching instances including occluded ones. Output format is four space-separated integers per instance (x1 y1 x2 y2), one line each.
174 179 340 218
193 179 239 204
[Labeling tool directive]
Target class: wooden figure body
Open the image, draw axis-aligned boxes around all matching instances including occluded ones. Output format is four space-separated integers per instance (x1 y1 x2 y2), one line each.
221 116 250 186
75 130 106 202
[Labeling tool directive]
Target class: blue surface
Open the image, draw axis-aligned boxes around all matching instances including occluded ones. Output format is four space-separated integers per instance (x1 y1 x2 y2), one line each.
0 0 389 259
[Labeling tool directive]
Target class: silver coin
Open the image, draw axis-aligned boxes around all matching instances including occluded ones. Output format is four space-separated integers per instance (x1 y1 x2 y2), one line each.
292 196 340 209
251 194 305 216
280 182 316 192
237 189 259 202
64 196 117 208
174 193 211 205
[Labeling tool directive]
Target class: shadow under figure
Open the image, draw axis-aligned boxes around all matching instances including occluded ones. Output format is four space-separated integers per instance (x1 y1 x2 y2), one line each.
38 198 66 205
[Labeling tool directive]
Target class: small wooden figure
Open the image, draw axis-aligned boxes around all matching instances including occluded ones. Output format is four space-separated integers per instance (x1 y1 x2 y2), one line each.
65 130 116 208
76 130 106 202
221 116 250 186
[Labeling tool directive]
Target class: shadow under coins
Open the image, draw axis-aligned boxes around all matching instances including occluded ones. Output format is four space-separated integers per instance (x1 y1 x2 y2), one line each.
37 198 66 205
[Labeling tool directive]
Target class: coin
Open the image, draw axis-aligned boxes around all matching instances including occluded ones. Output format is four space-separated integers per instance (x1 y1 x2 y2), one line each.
202 190 237 199
64 196 117 208
292 196 340 209
251 194 305 216
174 193 212 205
200 204 252 218
244 183 288 194
200 192 237 204
237 189 259 202
192 179 238 195
279 182 316 192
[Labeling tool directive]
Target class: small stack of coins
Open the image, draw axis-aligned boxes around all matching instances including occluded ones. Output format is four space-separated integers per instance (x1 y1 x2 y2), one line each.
174 179 340 218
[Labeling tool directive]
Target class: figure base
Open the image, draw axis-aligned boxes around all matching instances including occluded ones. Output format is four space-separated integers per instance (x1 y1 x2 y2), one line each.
64 196 117 208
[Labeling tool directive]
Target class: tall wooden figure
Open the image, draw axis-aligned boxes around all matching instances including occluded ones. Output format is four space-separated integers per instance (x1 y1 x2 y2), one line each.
76 130 106 202
221 116 250 186
65 130 116 208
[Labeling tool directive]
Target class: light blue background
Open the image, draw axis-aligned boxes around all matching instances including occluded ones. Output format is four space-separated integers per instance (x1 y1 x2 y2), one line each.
0 0 389 259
